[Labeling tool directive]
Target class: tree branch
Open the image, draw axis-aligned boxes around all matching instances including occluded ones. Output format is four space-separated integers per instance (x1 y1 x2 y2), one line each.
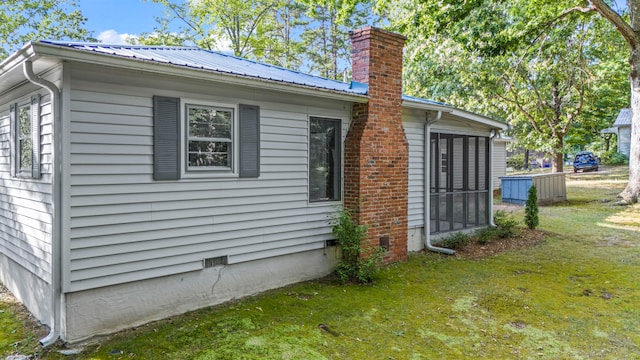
588 0 640 48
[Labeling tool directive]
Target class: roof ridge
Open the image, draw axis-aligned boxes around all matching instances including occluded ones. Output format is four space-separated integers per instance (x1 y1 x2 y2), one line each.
39 40 200 50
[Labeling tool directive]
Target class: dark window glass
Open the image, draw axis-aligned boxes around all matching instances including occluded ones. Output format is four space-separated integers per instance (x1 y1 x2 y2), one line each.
18 105 32 171
309 117 341 202
186 104 233 170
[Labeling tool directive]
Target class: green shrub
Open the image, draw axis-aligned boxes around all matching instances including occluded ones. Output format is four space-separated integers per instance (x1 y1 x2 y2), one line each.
494 210 519 238
476 210 519 244
330 209 385 284
475 227 494 245
507 153 525 169
525 185 539 229
600 150 628 165
437 232 471 250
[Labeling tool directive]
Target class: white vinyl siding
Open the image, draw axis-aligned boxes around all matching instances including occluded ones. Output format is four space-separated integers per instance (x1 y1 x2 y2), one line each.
492 140 507 188
67 64 350 292
618 126 631 158
403 119 425 229
0 91 54 282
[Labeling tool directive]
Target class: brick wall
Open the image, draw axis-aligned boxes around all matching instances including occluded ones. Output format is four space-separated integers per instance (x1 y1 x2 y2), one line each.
344 27 409 262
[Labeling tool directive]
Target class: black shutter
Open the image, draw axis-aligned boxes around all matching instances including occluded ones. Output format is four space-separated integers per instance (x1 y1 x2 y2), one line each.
9 104 16 177
153 96 180 180
31 95 41 179
239 104 260 178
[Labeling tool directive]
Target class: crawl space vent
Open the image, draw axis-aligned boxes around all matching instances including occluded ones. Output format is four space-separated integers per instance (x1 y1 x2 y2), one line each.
203 256 228 269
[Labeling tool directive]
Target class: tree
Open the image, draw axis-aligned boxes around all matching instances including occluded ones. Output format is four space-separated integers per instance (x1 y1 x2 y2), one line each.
0 0 92 59
525 185 539 229
577 0 640 203
382 0 629 174
258 2 307 69
151 0 280 57
497 19 592 172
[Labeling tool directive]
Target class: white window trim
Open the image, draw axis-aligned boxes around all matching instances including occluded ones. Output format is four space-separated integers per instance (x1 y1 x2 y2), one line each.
181 98 239 179
307 115 345 205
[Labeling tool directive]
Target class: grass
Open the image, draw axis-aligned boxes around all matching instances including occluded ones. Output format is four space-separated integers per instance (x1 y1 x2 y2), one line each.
2 166 639 359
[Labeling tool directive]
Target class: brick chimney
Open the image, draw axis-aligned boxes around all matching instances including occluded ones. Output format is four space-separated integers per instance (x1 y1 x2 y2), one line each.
344 27 408 262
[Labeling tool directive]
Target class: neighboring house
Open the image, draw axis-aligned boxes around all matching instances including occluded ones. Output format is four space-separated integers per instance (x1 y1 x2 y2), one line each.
602 108 632 158
0 27 507 343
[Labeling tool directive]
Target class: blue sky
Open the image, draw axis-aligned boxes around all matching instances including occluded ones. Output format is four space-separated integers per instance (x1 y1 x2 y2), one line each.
80 0 168 43
79 0 630 45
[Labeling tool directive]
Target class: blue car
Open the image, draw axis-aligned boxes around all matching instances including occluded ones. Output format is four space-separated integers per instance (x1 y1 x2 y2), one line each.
573 151 598 172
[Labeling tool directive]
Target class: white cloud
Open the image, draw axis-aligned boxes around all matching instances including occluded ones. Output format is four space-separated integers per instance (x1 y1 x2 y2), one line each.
213 38 233 54
97 30 134 45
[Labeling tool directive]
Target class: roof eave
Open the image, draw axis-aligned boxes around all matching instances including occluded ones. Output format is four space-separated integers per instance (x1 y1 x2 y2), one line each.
30 42 369 103
0 42 36 78
402 99 453 112
449 108 509 130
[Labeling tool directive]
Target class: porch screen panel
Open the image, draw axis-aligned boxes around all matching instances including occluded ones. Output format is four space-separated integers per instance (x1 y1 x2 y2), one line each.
453 193 465 230
429 132 490 235
439 135 449 193
467 192 477 226
453 136 464 191
430 135 438 194
439 194 451 232
430 194 438 233
478 192 488 225
468 137 477 191
478 137 488 190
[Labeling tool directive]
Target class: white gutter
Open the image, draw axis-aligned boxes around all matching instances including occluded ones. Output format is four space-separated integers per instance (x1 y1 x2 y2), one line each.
424 111 456 255
23 60 62 347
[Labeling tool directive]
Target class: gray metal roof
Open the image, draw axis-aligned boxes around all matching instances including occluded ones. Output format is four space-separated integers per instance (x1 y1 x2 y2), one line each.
401 94 451 108
614 108 632 127
40 41 368 95
34 41 504 120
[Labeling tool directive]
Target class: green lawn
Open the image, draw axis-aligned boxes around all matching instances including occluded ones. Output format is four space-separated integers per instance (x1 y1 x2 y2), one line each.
2 166 639 359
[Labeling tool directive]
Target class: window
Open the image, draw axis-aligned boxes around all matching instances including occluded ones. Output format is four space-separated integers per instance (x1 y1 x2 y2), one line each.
10 95 41 179
152 96 259 180
18 104 33 173
186 104 234 171
309 117 341 202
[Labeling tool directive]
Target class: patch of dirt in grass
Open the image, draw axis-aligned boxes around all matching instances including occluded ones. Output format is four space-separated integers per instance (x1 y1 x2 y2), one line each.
455 228 546 260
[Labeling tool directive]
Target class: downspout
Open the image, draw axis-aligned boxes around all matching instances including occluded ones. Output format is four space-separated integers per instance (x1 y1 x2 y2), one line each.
488 130 497 227
23 60 62 347
424 111 455 255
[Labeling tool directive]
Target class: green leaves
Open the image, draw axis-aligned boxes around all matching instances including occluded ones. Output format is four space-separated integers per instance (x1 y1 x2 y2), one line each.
0 0 92 60
392 0 629 170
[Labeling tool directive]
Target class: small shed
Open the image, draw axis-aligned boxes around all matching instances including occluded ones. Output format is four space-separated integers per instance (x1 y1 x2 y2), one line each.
500 173 566 205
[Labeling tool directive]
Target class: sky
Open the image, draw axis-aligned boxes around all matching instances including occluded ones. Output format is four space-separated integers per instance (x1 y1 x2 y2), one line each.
79 0 169 44
79 0 630 45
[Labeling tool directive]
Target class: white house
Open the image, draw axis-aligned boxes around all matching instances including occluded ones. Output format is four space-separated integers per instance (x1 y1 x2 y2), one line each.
0 27 507 343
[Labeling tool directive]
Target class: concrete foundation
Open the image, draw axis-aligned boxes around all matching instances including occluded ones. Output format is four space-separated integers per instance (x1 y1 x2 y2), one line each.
63 247 339 343
0 254 51 327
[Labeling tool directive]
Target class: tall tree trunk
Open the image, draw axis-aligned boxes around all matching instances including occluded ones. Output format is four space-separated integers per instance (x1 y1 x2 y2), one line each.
552 152 564 173
524 149 530 170
551 137 564 173
621 47 640 202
